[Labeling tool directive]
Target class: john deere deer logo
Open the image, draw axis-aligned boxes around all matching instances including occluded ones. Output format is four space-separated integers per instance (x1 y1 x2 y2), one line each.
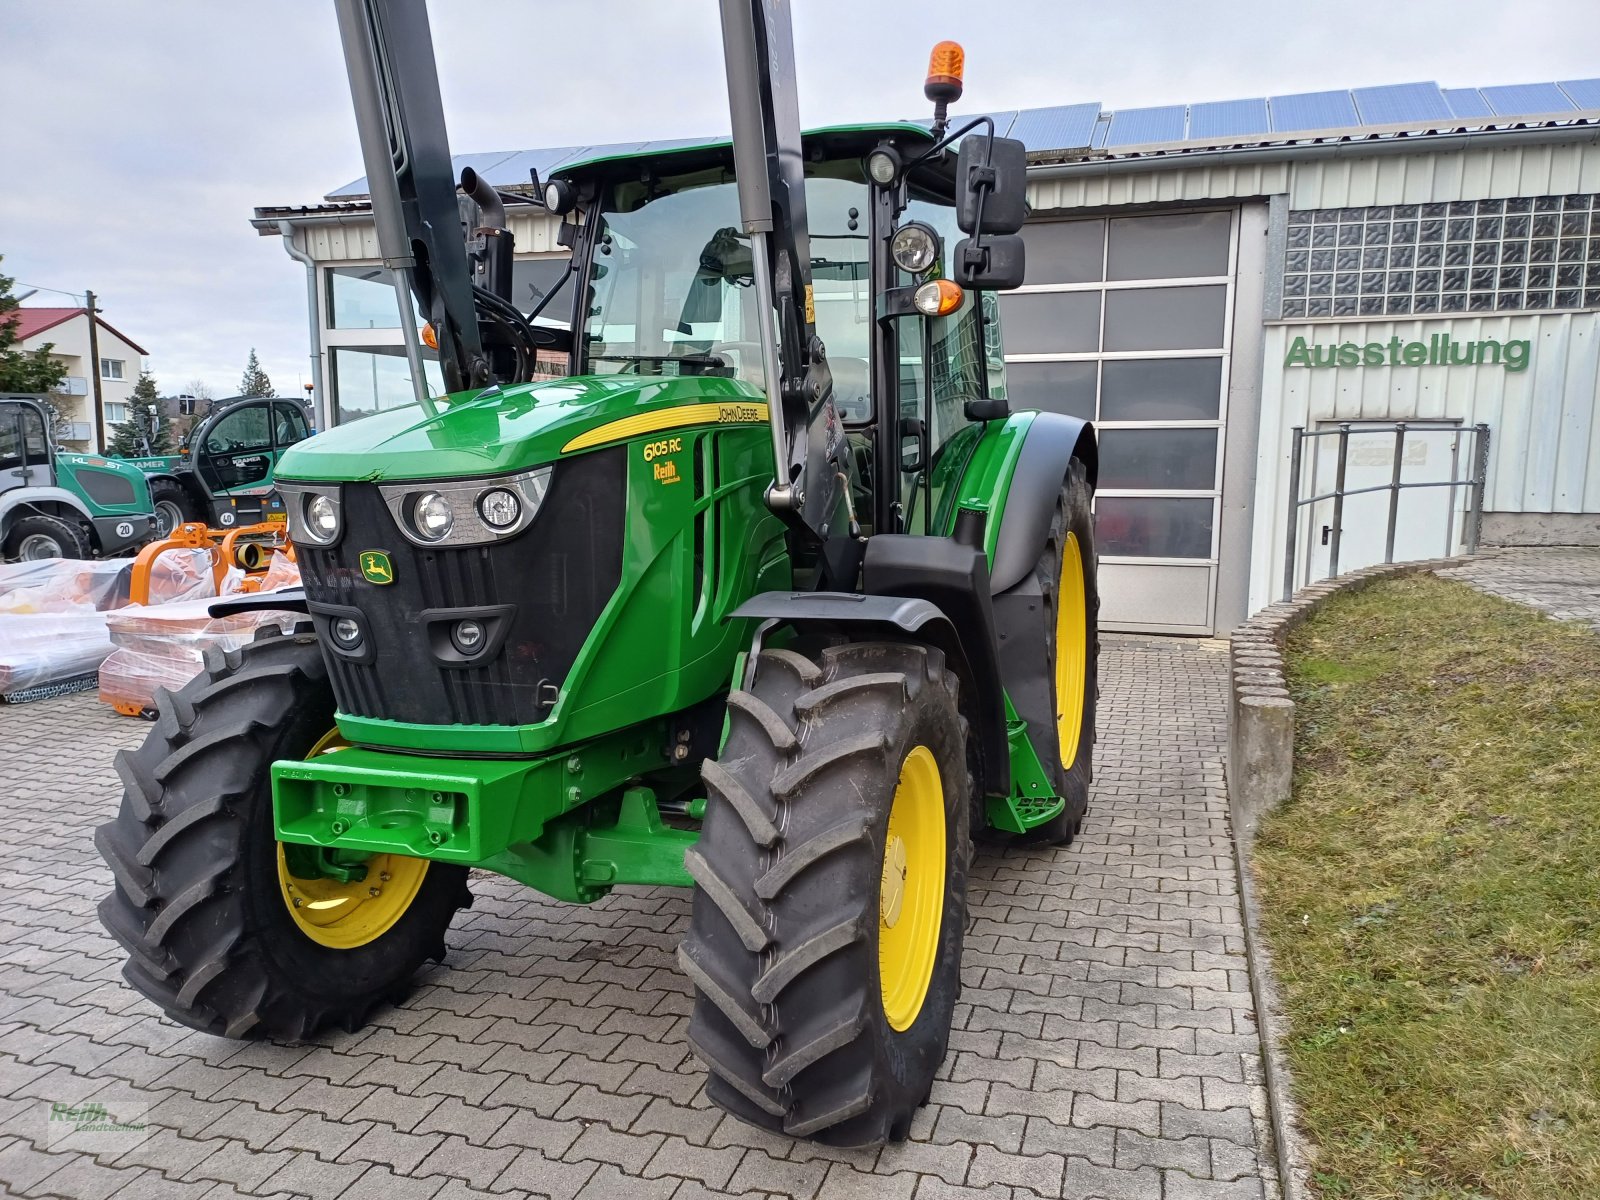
359 551 394 585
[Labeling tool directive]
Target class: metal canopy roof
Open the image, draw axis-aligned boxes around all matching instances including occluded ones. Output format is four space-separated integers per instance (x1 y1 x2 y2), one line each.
325 75 1600 200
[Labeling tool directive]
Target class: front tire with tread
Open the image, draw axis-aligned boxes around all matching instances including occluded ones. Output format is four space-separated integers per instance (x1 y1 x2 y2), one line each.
95 629 470 1040
685 640 971 1146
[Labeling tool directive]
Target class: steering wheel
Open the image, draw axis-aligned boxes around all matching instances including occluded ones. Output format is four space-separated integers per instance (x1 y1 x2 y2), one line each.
528 323 570 351
706 341 768 388
828 356 871 423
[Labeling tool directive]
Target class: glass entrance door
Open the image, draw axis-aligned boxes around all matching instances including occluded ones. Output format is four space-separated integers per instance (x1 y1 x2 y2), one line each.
1001 208 1239 633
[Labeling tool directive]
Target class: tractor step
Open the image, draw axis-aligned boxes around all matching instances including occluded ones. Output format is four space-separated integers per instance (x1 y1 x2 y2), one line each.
983 719 1066 834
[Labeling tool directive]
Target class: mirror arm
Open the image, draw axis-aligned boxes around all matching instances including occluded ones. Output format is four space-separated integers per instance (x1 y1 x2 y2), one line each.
875 285 922 320
906 114 996 172
526 257 577 322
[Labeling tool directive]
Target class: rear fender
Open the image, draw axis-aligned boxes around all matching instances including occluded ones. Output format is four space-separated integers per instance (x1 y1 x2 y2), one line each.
986 412 1096 595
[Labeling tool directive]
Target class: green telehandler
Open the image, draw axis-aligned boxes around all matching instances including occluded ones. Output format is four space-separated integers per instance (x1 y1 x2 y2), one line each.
97 0 1099 1146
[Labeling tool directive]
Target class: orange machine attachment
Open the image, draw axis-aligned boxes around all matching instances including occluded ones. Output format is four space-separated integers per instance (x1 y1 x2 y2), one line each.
127 522 291 605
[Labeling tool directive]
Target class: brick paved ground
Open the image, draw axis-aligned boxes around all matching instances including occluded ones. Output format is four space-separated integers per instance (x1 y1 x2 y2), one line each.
0 634 1271 1200
1437 546 1600 632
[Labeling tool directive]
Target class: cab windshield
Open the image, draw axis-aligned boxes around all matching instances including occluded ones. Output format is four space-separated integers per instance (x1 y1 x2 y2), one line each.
582 163 874 420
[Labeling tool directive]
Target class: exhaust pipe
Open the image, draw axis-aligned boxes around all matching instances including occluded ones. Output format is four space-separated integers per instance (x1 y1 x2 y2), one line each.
459 166 514 306
459 166 506 230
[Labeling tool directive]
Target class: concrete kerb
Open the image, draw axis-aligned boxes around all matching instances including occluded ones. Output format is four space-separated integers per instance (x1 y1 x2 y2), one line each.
1225 555 1470 1200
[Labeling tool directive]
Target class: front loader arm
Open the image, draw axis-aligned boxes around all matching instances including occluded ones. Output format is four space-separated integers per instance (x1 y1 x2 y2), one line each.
717 0 849 540
334 0 487 397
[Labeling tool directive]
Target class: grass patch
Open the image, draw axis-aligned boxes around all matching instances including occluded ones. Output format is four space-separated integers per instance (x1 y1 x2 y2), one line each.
1254 575 1600 1199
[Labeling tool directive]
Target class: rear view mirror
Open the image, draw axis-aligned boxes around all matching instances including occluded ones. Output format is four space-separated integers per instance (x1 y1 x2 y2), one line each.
954 234 1026 291
956 136 1027 235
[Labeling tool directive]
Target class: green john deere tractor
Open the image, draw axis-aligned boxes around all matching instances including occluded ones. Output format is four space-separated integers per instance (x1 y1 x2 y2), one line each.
97 0 1098 1146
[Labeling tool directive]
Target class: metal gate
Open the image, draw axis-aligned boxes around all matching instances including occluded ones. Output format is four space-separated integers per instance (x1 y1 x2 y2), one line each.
1282 420 1490 601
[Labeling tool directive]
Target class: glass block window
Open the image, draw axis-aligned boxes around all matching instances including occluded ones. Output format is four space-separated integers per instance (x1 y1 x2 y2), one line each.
1281 194 1600 318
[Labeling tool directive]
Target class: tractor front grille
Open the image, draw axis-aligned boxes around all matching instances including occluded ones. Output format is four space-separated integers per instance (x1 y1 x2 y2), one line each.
296 448 626 727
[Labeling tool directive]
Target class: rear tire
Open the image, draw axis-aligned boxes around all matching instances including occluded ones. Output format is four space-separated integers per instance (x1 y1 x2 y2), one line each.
1021 458 1099 845
684 641 970 1146
95 628 471 1040
3 512 90 561
150 479 202 536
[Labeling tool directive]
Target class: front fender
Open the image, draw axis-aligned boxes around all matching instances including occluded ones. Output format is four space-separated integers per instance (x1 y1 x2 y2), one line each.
732 577 1011 799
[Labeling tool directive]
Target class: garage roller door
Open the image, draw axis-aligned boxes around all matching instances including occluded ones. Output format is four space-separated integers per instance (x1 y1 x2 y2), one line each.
1001 209 1239 634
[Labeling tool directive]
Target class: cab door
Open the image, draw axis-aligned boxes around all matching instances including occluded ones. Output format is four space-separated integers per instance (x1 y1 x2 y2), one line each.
270 402 311 461
0 403 29 493
0 403 50 494
898 291 992 535
262 402 312 525
197 403 275 494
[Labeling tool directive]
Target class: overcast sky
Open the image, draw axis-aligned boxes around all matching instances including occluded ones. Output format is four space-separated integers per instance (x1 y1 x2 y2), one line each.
1 0 1596 397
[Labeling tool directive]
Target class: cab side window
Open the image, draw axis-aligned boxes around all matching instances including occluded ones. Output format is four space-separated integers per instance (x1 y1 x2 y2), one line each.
206 406 272 454
273 403 310 448
20 407 47 465
0 405 22 473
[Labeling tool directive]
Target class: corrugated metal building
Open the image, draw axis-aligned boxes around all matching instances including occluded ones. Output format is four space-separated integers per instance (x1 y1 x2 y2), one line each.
252 76 1600 634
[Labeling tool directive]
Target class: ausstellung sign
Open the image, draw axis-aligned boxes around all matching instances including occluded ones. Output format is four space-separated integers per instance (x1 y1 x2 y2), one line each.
1285 334 1531 372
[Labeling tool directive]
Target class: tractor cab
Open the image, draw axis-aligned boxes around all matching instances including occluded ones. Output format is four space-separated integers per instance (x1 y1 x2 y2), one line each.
128 393 312 534
545 124 1004 544
0 393 158 560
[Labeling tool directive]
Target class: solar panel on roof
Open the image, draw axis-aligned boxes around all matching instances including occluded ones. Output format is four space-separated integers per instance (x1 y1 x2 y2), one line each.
1007 103 1101 153
1187 97 1271 140
321 77 1595 202
1091 113 1112 151
1442 88 1494 119
1558 78 1600 109
1103 104 1187 147
1481 82 1576 116
1352 82 1451 125
1269 89 1359 132
327 150 523 198
493 145 591 186
948 111 1018 139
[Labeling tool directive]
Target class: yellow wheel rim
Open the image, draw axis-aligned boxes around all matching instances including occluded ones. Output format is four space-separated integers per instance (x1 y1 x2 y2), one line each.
277 730 430 950
1055 531 1088 769
878 745 945 1032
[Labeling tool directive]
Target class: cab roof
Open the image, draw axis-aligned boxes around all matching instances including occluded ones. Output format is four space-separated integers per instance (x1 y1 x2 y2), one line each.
552 121 937 181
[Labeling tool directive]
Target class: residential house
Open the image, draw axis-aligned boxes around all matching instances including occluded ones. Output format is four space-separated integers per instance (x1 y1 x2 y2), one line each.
10 306 149 451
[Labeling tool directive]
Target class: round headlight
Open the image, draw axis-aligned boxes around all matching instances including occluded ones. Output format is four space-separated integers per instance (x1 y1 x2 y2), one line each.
414 492 454 541
543 179 573 214
305 494 338 541
867 148 901 186
891 223 939 274
452 619 484 654
478 488 521 529
331 616 363 648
